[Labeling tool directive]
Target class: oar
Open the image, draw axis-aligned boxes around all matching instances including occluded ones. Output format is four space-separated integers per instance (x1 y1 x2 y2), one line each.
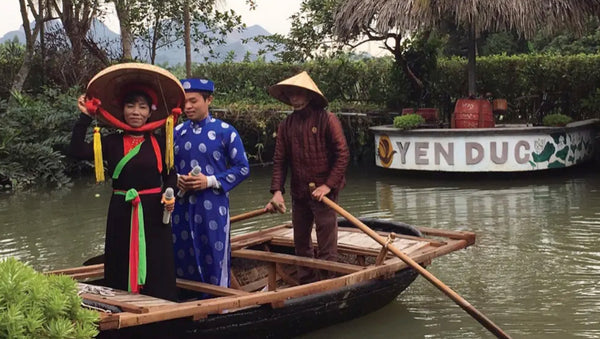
83 202 283 266
230 200 285 222
309 183 511 339
230 207 268 223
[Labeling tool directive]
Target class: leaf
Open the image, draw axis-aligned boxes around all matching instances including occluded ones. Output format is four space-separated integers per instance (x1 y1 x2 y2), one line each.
532 143 555 162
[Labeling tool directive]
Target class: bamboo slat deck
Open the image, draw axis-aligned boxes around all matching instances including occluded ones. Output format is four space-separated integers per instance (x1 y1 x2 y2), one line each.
49 222 475 331
273 226 429 252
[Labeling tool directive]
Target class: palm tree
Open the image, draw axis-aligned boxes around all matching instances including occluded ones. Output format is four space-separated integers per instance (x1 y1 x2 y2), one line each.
334 0 599 96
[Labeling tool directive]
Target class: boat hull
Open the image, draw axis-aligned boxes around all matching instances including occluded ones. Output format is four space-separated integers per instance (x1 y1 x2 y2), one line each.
173 269 416 338
371 119 599 172
99 218 422 338
48 218 476 338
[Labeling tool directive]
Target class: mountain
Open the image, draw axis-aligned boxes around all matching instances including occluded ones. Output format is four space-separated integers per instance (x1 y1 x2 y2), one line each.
150 24 276 65
0 28 26 44
0 20 278 64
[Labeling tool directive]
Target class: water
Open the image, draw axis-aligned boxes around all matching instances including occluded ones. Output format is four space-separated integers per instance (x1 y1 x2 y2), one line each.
1 165 599 338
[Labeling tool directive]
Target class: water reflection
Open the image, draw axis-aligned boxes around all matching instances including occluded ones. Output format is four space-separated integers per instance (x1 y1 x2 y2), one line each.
302 167 600 338
1 165 600 338
0 181 108 271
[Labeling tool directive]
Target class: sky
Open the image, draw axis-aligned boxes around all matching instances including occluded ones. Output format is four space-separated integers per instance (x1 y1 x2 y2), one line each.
0 0 301 36
0 0 384 56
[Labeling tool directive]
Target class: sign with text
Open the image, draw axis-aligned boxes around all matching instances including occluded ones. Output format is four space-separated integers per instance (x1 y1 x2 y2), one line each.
374 126 596 172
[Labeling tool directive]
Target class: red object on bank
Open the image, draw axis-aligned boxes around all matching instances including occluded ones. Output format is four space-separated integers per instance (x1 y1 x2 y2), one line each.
452 99 495 128
402 107 440 124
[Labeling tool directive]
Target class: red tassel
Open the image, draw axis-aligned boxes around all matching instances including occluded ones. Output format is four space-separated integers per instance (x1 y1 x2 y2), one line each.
171 107 182 119
85 97 102 116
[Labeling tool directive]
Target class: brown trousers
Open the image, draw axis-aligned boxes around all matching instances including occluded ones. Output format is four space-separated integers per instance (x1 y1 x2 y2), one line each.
292 193 338 284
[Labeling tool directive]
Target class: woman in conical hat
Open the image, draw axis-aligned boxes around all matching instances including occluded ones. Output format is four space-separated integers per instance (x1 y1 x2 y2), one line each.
264 71 350 284
69 63 184 301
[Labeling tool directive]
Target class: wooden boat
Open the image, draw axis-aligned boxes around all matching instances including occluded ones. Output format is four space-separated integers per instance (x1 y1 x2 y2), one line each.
47 218 475 338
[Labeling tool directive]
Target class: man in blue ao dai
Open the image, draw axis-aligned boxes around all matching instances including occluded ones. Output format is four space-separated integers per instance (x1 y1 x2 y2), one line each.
172 78 250 287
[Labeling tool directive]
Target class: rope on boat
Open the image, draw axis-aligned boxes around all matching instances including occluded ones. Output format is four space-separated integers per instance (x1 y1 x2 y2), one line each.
375 233 397 265
77 283 117 297
77 283 122 313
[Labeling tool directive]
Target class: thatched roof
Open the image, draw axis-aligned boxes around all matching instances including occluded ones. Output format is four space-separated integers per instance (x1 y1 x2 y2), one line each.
334 0 600 40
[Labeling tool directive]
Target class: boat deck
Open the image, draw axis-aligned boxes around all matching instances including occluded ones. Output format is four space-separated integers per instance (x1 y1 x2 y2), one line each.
48 222 475 331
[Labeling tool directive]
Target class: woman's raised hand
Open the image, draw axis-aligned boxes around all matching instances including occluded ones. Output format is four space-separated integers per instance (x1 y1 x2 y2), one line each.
77 95 90 116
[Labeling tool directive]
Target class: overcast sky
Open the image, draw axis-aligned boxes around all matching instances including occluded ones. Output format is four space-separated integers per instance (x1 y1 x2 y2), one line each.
0 0 385 56
0 0 301 35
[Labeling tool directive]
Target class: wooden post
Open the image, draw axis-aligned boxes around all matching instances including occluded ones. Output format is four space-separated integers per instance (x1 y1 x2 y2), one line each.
267 263 277 292
375 233 395 266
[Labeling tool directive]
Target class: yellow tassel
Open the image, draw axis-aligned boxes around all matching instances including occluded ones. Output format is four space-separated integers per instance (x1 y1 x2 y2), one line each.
93 127 105 182
165 114 174 173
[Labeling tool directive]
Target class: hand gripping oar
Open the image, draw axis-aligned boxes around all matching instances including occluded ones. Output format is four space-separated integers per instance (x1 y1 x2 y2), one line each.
309 183 511 339
83 202 284 266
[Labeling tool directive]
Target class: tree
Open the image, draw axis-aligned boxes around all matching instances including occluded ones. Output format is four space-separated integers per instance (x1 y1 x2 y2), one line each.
111 0 134 60
335 0 600 96
51 0 102 63
530 17 600 55
110 0 250 65
279 0 341 62
183 0 191 76
271 0 441 107
11 0 44 95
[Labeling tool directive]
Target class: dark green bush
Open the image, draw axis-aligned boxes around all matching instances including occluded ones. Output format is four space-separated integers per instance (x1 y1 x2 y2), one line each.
542 113 573 126
393 114 425 129
0 87 81 190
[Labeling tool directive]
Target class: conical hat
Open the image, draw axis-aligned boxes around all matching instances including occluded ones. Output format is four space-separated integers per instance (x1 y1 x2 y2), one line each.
268 71 328 108
86 63 185 126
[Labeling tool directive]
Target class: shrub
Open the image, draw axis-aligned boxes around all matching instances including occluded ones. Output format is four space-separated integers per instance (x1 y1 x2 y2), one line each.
0 39 25 100
393 114 425 129
0 257 99 338
0 87 81 190
542 113 573 126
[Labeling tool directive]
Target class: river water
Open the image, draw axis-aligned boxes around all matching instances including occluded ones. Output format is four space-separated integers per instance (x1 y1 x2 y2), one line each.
1 164 599 338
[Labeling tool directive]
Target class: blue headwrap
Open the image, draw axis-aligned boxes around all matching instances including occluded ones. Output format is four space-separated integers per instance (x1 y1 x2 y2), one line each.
180 78 214 93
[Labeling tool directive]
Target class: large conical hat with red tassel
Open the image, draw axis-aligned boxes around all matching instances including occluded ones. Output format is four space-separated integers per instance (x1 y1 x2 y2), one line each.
86 63 184 183
86 63 185 131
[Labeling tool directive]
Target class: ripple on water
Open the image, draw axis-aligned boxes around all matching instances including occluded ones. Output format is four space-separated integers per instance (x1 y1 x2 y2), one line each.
4 167 600 338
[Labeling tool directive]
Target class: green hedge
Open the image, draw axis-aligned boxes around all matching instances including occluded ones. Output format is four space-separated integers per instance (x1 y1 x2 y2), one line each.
174 55 395 108
3 51 600 119
465 54 600 121
180 54 600 121
3 53 600 189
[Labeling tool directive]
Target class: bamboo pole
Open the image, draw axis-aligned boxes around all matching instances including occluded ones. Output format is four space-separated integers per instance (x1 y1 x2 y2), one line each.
230 201 284 223
229 208 268 223
309 183 511 339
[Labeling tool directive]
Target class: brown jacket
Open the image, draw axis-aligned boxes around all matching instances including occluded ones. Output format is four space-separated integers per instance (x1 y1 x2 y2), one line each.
270 106 350 200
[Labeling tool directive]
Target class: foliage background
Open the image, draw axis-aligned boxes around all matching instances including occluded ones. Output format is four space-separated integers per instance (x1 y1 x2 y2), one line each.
1 50 600 190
